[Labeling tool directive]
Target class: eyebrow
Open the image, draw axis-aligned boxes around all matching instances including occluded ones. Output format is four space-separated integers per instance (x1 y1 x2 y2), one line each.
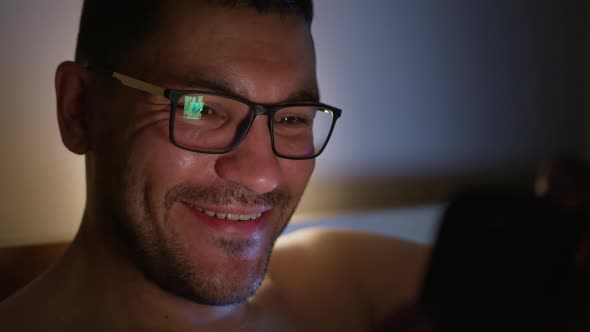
166 68 320 104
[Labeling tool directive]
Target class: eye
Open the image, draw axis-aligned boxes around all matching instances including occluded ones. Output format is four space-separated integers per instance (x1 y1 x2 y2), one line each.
178 96 226 121
277 116 309 125
201 106 216 116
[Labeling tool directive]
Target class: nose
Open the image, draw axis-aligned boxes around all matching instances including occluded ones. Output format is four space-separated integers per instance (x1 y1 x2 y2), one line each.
214 117 282 194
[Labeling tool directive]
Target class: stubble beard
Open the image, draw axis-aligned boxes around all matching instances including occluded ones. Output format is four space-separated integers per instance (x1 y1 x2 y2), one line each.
111 179 295 306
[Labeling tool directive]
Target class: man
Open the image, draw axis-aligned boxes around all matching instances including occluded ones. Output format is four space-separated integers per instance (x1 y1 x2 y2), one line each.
0 1 428 330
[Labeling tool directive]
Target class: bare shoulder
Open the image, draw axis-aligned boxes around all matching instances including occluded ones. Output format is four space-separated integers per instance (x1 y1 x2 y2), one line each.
273 227 429 264
269 227 431 328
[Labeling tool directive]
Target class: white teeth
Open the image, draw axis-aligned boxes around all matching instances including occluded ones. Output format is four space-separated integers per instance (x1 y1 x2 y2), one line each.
190 204 262 221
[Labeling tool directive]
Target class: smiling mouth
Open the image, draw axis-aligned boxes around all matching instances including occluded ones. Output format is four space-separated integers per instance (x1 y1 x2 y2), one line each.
186 203 263 221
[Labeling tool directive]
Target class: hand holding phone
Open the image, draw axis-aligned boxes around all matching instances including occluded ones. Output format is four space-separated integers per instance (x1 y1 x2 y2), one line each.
420 158 590 332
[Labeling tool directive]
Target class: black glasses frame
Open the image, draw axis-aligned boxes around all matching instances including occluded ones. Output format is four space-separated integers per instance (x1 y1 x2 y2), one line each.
87 65 342 160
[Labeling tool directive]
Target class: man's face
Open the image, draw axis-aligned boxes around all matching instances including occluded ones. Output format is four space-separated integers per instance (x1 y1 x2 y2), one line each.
87 4 317 305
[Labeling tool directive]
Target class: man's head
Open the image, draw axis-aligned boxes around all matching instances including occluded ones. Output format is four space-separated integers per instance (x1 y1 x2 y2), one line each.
56 0 321 305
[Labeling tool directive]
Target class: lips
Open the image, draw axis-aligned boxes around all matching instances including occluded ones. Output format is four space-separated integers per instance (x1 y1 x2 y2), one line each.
181 201 270 236
194 206 262 221
184 202 267 222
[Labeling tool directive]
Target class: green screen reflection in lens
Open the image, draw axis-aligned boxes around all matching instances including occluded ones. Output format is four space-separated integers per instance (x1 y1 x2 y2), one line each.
183 95 205 120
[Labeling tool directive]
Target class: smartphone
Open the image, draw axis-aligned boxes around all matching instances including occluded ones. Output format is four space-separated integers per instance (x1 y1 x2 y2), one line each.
419 190 585 331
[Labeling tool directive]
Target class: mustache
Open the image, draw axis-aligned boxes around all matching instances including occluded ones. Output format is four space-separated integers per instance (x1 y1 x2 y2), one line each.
165 182 290 210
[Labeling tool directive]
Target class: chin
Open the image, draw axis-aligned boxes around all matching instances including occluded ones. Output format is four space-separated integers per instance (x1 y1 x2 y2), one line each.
148 242 271 306
127 222 273 306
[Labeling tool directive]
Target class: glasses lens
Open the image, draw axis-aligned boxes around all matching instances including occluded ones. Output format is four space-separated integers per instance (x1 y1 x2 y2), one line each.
272 106 335 158
172 93 251 152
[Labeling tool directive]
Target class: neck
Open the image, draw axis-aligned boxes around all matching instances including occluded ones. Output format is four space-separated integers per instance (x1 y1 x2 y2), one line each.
39 210 252 331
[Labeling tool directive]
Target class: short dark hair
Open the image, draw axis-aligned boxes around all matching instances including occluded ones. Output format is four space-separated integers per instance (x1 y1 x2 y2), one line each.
75 0 314 68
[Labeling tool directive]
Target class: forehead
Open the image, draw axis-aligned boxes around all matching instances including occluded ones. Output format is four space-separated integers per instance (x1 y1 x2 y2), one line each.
135 3 317 102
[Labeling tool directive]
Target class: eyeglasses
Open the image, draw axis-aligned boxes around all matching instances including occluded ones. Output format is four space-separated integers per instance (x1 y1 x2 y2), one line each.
86 65 342 160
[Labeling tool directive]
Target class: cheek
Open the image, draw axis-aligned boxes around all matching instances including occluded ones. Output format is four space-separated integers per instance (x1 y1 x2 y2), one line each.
130 134 215 192
280 159 315 200
121 105 185 182
119 119 216 215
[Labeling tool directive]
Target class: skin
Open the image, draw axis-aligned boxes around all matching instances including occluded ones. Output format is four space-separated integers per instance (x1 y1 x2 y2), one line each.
0 3 429 331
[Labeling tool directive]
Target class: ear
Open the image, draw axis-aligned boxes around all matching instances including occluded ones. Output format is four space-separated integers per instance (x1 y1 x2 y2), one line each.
55 61 91 154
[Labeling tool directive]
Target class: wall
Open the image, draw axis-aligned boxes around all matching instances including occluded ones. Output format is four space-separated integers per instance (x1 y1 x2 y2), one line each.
0 0 587 246
0 1 85 246
300 0 587 217
312 0 586 179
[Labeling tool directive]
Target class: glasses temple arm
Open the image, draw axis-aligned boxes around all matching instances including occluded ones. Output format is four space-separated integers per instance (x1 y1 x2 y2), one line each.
112 72 166 96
